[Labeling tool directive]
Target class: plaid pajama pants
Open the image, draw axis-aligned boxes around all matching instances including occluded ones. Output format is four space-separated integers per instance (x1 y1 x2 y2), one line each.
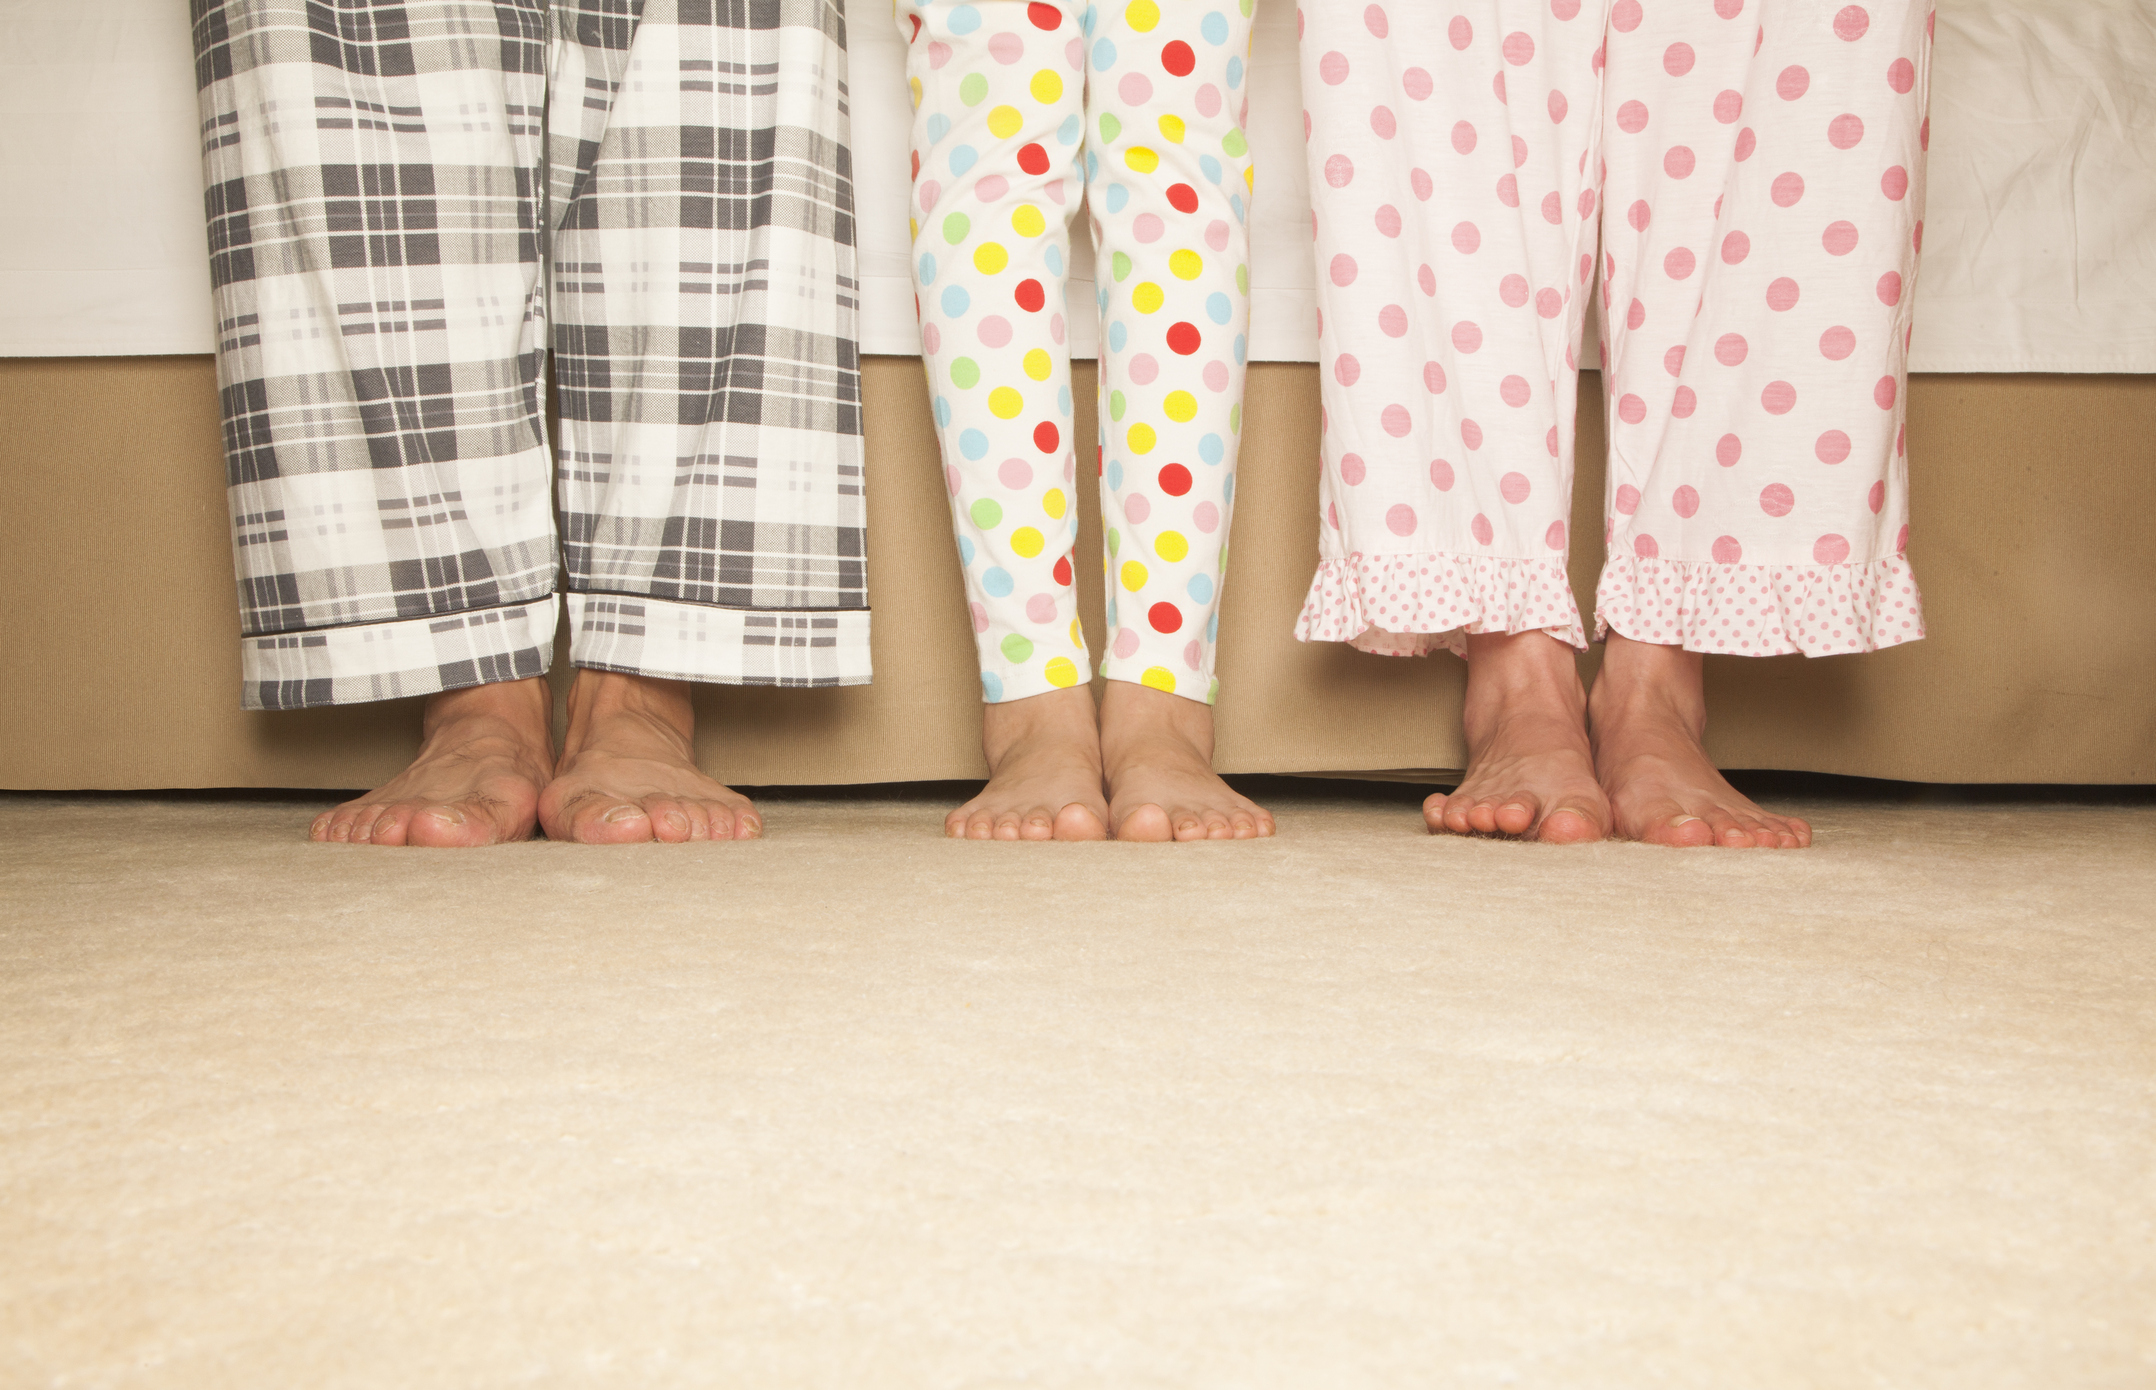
193 0 868 710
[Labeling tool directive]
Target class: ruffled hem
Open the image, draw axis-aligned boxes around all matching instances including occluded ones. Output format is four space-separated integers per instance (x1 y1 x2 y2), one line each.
1295 552 1588 657
1592 554 1925 656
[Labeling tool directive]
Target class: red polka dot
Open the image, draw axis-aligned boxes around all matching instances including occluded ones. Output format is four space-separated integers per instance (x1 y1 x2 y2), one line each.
1767 277 1801 311
1834 5 1870 40
1331 253 1358 286
1722 231 1750 264
1664 42 1695 76
1823 220 1860 256
1158 463 1192 496
1379 304 1408 337
1617 100 1649 133
1382 404 1413 436
1363 3 1388 37
1461 419 1484 449
1875 375 1898 409
1372 105 1398 139
1618 393 1646 424
1166 183 1198 213
1672 386 1697 418
1165 321 1201 355
1615 484 1641 514
1664 145 1697 178
1424 361 1446 392
1536 288 1563 318
1829 113 1865 149
1897 523 1910 552
1319 50 1350 84
1503 31 1536 64
1673 485 1701 518
1629 199 1651 231
1052 554 1073 585
1502 375 1532 407
1028 2 1062 28
1549 90 1569 122
1452 120 1478 154
1626 298 1646 329
1431 457 1455 490
1542 191 1563 224
1387 504 1419 536
1339 453 1366 484
1717 434 1743 467
1816 430 1851 463
1034 421 1059 452
1547 426 1560 455
1716 0 1744 15
1888 57 1916 94
1714 89 1744 123
1404 67 1434 100
1412 168 1434 200
1501 275 1531 307
1764 383 1800 418
1760 483 1795 516
1452 221 1480 253
1471 513 1494 544
1148 602 1182 633
1449 15 1473 49
1546 520 1568 549
1881 165 1909 200
1496 173 1519 207
1715 333 1749 366
1876 271 1904 306
1820 325 1856 359
1712 535 1743 562
1452 321 1483 352
1869 480 1887 513
1421 265 1438 296
1665 247 1696 279
1017 143 1050 176
1500 471 1532 503
1375 204 1402 237
1772 171 1805 206
1778 65 1811 100
1735 127 1757 161
1814 533 1852 564
1665 345 1687 375
1335 354 1360 386
1325 153 1355 188
1015 279 1045 312
1633 534 1659 558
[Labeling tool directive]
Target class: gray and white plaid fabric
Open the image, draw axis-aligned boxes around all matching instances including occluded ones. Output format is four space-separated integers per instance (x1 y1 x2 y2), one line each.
193 0 868 710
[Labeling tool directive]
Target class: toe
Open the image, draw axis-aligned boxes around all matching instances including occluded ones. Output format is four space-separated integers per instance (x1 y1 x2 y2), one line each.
577 800 654 845
1202 811 1233 840
368 805 418 847
1228 811 1258 839
1536 806 1604 844
702 802 737 841
1053 802 1109 841
1116 803 1174 842
1783 815 1814 848
1019 809 1057 841
733 805 763 840
1254 810 1277 838
309 810 337 842
966 811 997 841
1464 799 1502 835
1172 810 1207 841
1436 796 1476 836
993 811 1024 841
1639 812 1717 848
644 798 694 844
1492 795 1539 837
945 808 970 839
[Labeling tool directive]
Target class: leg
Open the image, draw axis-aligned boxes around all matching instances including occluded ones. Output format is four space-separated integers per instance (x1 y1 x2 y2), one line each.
542 0 870 841
1588 0 1931 844
1087 0 1271 841
194 0 560 843
900 0 1107 840
1295 0 1604 840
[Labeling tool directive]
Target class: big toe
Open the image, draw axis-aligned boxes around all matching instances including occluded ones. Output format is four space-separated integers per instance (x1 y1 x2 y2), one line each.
1115 803 1175 842
1536 805 1605 844
1053 802 1109 841
571 801 655 845
1639 812 1718 848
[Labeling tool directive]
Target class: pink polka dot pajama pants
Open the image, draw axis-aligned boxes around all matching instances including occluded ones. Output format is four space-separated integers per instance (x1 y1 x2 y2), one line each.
901 0 1257 705
1295 0 1931 659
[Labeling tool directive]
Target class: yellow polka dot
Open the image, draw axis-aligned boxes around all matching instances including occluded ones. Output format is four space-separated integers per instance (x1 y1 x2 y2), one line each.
1141 666 1177 692
1127 422 1157 454
1132 282 1164 314
1031 69 1063 103
989 387 1024 419
1045 656 1079 688
1164 390 1197 422
1245 164 1256 195
1126 0 1159 32
909 77 922 108
1121 560 1150 591
974 242 1008 274
1157 114 1186 144
1169 249 1204 281
1043 487 1066 519
909 217 918 241
1023 348 1052 381
1011 526 1044 558
1124 146 1159 175
1011 205 1045 238
987 104 1023 139
1070 618 1085 647
1155 530 1189 562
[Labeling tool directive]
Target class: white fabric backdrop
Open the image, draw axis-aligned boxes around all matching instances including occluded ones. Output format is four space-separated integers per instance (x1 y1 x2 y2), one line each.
2 0 2150 371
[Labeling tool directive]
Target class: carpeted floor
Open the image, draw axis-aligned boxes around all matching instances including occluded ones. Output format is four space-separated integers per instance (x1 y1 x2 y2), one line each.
2 783 2152 1387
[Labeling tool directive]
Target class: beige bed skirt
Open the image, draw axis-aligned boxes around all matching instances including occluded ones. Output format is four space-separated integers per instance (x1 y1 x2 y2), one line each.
2 357 2151 789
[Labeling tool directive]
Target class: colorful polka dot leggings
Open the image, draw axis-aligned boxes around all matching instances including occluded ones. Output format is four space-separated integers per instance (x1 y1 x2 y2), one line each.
900 0 1257 705
1295 0 1931 659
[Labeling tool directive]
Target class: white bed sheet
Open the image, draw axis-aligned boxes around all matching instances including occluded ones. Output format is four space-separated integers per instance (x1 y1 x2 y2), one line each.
2 0 2149 372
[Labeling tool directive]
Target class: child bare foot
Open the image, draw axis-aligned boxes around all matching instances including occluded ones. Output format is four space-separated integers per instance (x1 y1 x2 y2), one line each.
310 678 553 847
1424 631 1608 844
948 686 1109 840
1099 681 1274 842
539 670 761 844
1589 632 1813 849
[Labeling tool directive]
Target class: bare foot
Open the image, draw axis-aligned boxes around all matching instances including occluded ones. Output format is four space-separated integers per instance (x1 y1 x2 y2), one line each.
1424 631 1608 844
310 678 553 847
1099 681 1274 842
538 670 760 844
947 686 1109 840
1589 632 1813 849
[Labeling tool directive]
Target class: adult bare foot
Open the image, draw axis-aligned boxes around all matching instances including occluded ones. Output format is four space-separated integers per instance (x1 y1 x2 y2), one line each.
1099 681 1274 842
310 678 553 847
948 686 1109 840
1588 632 1812 848
538 670 760 844
1424 631 1608 843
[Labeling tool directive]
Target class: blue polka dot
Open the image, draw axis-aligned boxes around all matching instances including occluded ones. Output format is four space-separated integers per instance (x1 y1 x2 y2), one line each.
1199 154 1222 185
1046 245 1065 276
1105 184 1129 215
941 285 971 317
1205 293 1231 325
919 254 938 286
1199 433 1224 464
1082 4 1098 37
1186 573 1214 604
949 5 982 35
958 534 976 565
1107 459 1124 490
981 670 1004 701
1226 56 1244 89
983 566 1014 597
1092 38 1117 68
934 396 952 427
1206 612 1219 642
1084 150 1100 182
1096 285 1110 312
950 145 978 177
960 428 989 460
1223 475 1236 503
1058 114 1082 146
1232 194 1248 224
1058 385 1073 415
1233 334 1247 366
926 113 952 144
1201 12 1228 44
1108 321 1128 352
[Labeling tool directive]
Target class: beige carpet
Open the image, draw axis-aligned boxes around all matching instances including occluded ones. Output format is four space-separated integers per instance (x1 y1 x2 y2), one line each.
2 786 2152 1387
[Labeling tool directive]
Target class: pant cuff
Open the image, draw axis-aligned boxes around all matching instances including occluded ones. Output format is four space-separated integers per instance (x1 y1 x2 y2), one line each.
238 596 559 710
1294 552 1588 657
567 593 872 687
1098 663 1218 706
1593 554 1926 655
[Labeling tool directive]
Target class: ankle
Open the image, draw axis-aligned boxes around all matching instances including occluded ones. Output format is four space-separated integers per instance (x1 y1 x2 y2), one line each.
1589 634 1707 732
563 670 694 755
421 677 551 743
1098 680 1214 763
980 686 1100 767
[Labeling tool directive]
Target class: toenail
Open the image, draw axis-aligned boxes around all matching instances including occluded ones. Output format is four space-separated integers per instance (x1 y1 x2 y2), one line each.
424 806 465 825
1671 815 1702 825
603 804 643 823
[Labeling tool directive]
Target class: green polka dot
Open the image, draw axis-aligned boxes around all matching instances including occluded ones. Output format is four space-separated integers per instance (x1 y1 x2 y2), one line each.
1236 264 1249 295
960 73 989 106
1107 528 1121 556
970 498 1003 529
1230 404 1242 433
942 212 970 245
1109 390 1126 421
1240 0 1253 13
1001 633 1034 663
1111 251 1132 283
1222 129 1248 158
1098 113 1121 143
951 357 980 389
